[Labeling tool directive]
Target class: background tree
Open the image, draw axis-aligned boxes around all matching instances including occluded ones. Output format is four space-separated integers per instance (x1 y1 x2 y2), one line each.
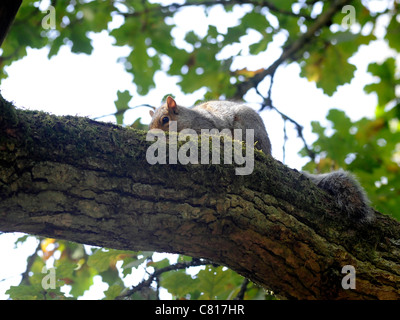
0 0 399 300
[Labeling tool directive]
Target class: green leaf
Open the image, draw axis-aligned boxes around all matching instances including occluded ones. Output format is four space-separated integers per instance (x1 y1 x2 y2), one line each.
104 284 124 300
121 256 147 272
386 14 400 51
267 0 293 11
68 24 93 55
326 109 353 136
241 11 270 33
160 269 198 298
249 34 273 55
87 249 120 273
114 90 133 125
14 234 31 246
29 257 46 286
126 35 160 95
364 58 398 106
129 117 148 130
148 258 170 269
196 266 232 300
69 265 96 297
301 45 356 96
55 261 78 280
224 24 247 46
301 32 374 96
101 268 122 287
81 1 113 33
6 284 66 300
6 285 44 300
48 35 65 59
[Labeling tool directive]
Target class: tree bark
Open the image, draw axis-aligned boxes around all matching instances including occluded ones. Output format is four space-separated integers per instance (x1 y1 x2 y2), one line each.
1 95 400 299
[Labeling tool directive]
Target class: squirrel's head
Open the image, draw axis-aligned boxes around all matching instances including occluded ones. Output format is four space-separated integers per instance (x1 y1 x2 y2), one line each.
149 96 179 131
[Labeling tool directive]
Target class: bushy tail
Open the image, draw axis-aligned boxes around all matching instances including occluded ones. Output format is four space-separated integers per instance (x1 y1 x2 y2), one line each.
303 170 374 223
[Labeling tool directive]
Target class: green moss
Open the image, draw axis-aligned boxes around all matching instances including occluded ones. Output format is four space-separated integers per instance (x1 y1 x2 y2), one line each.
0 95 20 149
0 94 18 127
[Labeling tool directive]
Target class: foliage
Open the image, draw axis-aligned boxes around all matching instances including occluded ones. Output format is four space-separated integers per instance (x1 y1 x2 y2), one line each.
301 108 400 218
1 0 400 300
5 239 268 300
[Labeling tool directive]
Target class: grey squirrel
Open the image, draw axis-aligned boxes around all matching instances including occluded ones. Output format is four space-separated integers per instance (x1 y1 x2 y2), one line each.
149 96 374 223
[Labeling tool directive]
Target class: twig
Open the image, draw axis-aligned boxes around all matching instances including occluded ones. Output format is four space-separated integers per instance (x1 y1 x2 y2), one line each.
255 86 316 161
233 278 249 300
282 119 287 163
93 103 156 120
240 0 352 161
234 0 353 98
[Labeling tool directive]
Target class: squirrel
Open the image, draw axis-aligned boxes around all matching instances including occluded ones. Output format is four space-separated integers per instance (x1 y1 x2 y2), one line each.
149 96 374 223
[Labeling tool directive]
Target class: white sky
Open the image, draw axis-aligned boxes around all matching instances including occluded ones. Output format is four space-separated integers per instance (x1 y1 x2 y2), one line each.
0 1 395 299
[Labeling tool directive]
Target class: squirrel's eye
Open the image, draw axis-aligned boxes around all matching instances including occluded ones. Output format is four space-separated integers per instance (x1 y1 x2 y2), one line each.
162 116 169 124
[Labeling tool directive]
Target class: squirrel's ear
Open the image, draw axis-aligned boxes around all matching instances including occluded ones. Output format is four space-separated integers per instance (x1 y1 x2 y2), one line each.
149 110 154 117
166 96 178 114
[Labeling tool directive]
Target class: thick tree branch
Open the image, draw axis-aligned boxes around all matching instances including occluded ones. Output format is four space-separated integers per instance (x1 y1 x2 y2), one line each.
1 96 400 299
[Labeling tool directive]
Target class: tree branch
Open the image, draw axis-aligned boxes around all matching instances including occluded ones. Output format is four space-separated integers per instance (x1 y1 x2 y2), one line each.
255 86 316 162
234 0 353 98
1 96 400 299
233 278 249 300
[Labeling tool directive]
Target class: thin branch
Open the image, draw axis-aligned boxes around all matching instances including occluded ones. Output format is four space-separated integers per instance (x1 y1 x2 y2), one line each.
264 101 316 161
282 119 287 164
234 0 353 98
93 103 156 120
255 86 316 161
235 0 352 161
233 278 249 300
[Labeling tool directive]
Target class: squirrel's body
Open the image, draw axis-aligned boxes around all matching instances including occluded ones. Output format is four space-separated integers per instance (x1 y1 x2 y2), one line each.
149 98 271 154
149 96 374 223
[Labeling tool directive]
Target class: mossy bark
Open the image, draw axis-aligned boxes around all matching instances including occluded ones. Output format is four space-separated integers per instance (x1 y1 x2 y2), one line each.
1 95 400 299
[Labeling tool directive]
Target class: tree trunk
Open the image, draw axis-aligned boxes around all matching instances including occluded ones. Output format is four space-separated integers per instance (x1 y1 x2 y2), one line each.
1 95 400 299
